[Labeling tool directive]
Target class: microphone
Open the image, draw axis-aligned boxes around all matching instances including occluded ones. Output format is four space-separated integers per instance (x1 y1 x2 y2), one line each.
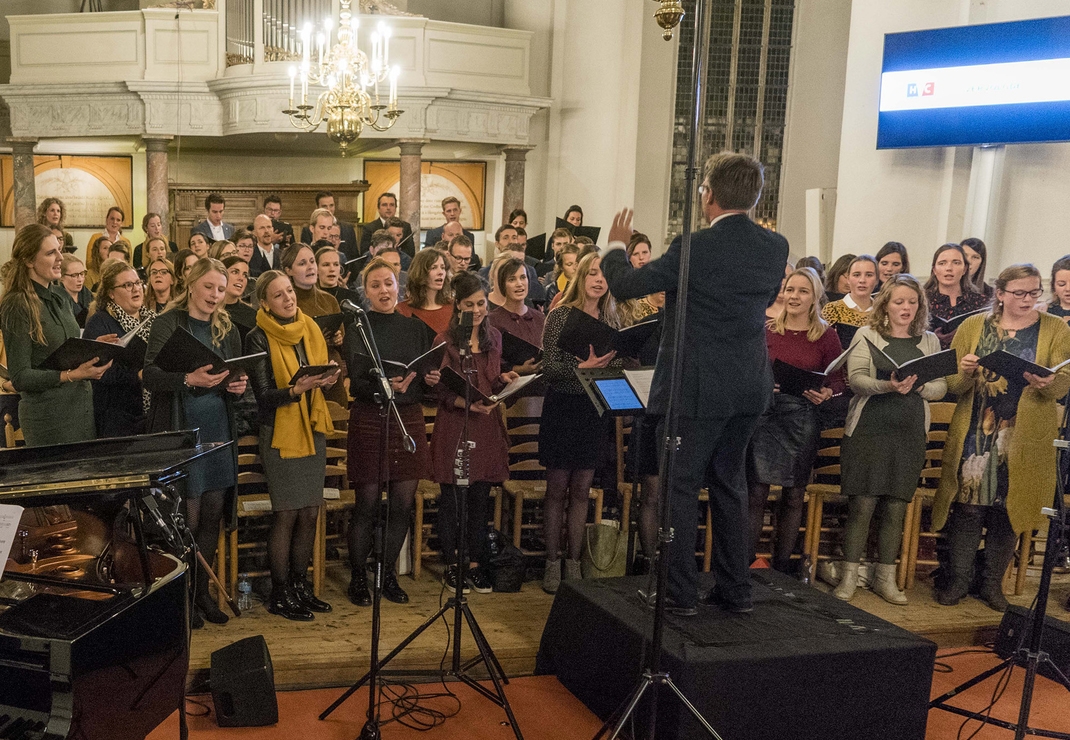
339 298 365 315
453 310 475 352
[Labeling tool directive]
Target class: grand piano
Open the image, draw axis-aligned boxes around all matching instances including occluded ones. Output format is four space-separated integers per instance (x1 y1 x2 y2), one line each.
0 431 230 740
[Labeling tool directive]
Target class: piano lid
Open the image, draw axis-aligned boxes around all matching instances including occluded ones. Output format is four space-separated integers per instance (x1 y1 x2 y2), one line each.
0 431 231 502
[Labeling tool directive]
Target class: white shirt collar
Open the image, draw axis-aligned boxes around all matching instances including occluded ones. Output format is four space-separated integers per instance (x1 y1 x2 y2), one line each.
843 293 872 311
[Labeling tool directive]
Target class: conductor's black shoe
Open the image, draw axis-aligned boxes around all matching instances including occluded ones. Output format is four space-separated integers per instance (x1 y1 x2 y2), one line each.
347 571 372 607
442 566 471 594
701 588 754 614
267 586 314 621
291 574 332 613
383 571 410 604
467 567 494 594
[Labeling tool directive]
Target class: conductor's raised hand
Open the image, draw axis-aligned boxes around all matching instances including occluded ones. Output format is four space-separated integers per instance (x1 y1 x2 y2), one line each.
578 345 616 369
186 364 228 388
608 209 635 246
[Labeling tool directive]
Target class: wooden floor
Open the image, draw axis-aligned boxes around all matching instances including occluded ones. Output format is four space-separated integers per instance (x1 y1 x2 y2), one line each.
190 563 1070 691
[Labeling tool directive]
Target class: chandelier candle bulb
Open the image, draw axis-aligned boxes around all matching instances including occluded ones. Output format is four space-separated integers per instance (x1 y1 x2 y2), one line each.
288 66 296 107
389 66 399 106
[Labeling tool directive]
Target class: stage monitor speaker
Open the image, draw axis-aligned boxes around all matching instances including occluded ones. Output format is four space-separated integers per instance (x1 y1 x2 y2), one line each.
995 605 1070 682
210 635 278 727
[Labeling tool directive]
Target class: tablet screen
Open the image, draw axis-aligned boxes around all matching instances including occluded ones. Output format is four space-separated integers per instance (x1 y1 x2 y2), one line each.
593 378 643 411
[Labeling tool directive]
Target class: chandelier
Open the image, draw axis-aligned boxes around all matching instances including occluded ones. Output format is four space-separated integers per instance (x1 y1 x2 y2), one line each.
282 0 403 156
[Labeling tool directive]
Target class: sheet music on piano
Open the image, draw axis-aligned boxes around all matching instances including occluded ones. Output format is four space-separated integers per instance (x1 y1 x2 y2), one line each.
0 503 23 579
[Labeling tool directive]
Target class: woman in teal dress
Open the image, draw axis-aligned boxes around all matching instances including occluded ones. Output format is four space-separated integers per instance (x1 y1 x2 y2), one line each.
144 257 247 628
834 274 946 604
0 224 111 446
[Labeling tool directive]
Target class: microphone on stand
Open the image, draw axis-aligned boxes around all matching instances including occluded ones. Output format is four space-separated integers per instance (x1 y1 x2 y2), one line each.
339 298 365 315
454 310 475 354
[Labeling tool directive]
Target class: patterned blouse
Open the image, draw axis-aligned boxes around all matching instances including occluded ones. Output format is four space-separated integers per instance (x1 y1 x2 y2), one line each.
820 296 872 327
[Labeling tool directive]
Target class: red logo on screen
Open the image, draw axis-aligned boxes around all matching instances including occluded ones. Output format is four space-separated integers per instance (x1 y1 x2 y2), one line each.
922 82 935 96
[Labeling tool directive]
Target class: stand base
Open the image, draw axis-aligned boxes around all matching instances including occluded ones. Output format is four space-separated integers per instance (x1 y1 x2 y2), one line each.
929 648 1070 740
321 595 523 740
594 670 723 740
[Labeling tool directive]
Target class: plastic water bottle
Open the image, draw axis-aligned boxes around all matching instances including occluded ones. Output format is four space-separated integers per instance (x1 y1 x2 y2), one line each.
236 574 253 611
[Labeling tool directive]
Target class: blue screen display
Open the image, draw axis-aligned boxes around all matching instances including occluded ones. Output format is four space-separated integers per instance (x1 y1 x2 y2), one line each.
593 378 643 412
878 15 1070 148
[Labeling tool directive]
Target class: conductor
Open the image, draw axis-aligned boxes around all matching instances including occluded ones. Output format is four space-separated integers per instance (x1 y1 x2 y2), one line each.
601 151 788 614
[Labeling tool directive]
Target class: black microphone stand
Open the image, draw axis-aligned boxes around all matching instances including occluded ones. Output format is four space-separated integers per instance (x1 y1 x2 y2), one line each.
928 400 1070 740
595 1 722 738
322 312 522 739
320 303 416 740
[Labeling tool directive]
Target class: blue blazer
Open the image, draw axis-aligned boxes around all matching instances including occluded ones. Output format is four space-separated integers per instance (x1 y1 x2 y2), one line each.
601 214 789 418
191 219 235 243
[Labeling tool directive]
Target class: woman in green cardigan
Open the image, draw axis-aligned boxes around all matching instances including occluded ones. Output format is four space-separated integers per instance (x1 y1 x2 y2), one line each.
0 224 111 445
934 264 1070 611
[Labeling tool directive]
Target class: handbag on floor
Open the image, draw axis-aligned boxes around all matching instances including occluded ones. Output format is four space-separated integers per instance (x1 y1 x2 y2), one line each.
581 521 628 579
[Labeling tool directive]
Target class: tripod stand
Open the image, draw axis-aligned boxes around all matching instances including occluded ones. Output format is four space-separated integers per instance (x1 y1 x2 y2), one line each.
928 411 1070 739
320 303 417 739
321 313 522 739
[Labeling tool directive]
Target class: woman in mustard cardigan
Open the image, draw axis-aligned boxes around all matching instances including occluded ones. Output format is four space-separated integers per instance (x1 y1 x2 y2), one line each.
934 264 1070 611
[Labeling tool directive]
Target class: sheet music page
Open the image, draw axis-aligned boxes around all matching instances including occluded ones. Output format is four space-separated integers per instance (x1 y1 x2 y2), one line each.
624 368 655 408
0 504 25 578
494 372 541 401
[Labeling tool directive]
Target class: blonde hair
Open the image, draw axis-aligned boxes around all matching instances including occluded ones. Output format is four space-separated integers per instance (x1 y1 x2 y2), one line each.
142 236 170 268
148 257 177 308
208 239 236 260
869 273 929 338
769 267 828 342
0 224 55 344
991 263 1042 324
61 252 85 277
171 258 233 346
555 253 621 329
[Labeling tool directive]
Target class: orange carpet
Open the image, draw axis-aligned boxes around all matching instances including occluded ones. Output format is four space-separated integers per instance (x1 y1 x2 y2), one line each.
927 650 1070 739
147 651 1070 739
148 675 605 739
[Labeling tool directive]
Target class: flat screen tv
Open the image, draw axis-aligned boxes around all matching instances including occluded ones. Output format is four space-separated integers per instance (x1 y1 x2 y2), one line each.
878 15 1070 149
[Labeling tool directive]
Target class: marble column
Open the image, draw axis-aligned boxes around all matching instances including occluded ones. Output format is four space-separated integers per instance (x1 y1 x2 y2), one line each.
8 138 38 233
398 139 427 238
501 145 535 226
144 136 173 232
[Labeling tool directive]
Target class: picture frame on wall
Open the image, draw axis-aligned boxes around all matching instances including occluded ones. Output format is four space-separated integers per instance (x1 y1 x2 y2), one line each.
0 154 134 228
363 160 487 231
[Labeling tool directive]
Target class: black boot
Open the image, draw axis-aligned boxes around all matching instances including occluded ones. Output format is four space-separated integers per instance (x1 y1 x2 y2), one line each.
291 572 332 613
195 566 229 624
978 510 1017 613
348 569 371 607
937 505 983 606
382 569 410 604
266 584 314 621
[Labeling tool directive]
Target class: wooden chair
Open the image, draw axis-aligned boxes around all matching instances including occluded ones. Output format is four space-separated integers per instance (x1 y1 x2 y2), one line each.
614 417 635 534
804 428 845 581
901 401 955 590
412 405 440 579
4 413 24 448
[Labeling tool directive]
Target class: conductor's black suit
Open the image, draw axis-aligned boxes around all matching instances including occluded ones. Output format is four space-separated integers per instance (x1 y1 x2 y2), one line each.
601 213 788 609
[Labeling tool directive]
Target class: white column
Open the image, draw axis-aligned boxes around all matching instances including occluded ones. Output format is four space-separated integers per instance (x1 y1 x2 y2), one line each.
961 145 1006 256
544 0 647 236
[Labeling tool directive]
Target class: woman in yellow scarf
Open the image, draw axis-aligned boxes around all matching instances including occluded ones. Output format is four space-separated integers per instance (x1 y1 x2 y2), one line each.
246 270 340 621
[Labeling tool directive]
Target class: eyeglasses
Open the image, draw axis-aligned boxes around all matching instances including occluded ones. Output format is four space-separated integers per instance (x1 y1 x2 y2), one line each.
148 269 172 277
451 255 472 263
114 281 144 292
1003 289 1044 299
63 270 88 279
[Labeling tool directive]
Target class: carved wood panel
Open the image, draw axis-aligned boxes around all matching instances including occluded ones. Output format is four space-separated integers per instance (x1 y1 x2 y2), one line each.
168 182 369 247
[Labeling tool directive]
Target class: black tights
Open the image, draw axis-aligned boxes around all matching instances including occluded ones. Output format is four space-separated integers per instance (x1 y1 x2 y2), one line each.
438 482 492 567
545 468 596 561
268 505 319 589
347 480 418 575
748 482 806 572
187 488 225 574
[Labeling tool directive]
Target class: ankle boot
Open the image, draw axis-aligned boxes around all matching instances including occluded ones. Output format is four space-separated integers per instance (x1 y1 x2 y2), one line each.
937 505 984 606
347 569 371 607
543 559 561 594
872 563 908 605
979 516 1017 613
267 584 314 621
290 572 331 613
195 567 229 624
833 562 860 601
382 569 410 604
